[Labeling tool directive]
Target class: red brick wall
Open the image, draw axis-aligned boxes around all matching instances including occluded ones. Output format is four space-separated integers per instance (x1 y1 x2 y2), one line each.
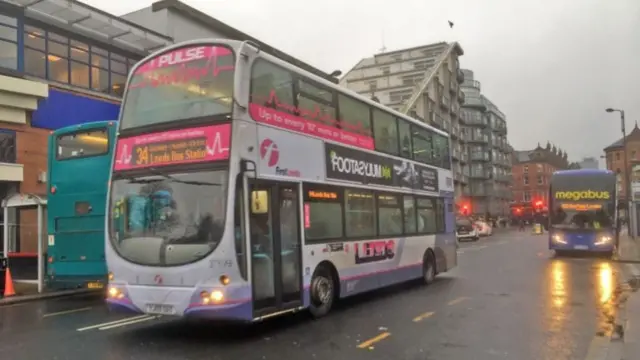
511 161 557 206
4 116 50 253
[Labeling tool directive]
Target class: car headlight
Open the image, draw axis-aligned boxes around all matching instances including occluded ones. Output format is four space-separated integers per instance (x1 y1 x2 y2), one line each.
552 234 567 244
595 235 613 246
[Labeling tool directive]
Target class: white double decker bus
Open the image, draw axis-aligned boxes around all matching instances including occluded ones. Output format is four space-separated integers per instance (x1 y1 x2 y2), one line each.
106 39 457 321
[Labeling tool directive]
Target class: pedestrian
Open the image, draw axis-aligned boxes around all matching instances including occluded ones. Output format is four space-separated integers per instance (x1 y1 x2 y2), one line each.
518 218 525 232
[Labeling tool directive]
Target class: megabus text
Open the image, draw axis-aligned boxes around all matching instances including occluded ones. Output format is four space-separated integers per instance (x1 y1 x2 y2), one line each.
554 190 610 201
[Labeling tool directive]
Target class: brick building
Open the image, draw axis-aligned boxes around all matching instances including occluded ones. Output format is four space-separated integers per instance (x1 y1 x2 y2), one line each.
603 124 640 201
511 142 571 210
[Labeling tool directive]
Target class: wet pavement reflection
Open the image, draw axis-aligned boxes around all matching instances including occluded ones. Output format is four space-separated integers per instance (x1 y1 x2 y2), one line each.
0 231 637 360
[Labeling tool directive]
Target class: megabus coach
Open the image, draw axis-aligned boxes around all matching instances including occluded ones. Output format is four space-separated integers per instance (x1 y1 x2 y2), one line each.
548 169 618 257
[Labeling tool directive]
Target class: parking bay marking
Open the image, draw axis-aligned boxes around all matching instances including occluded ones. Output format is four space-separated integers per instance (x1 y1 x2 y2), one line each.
357 332 391 349
76 314 157 332
412 311 434 323
447 297 469 306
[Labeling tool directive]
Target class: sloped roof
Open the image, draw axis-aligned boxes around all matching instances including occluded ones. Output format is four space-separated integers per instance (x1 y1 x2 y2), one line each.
604 124 640 151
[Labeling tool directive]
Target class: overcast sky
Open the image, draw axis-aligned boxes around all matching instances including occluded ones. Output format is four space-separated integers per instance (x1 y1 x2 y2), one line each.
85 0 640 162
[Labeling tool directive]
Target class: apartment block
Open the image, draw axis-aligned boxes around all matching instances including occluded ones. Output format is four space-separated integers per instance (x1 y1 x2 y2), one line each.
459 69 512 216
339 42 467 198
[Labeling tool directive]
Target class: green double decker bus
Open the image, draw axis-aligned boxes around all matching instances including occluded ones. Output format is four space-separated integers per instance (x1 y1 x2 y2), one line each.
46 121 117 290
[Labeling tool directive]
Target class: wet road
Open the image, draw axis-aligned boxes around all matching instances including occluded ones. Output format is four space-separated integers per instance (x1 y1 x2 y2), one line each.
1 230 637 360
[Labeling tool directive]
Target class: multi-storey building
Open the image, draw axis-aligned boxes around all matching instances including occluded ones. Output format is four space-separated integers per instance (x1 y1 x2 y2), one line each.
0 0 334 259
578 157 599 169
339 42 466 197
603 124 640 203
511 142 570 210
459 69 511 215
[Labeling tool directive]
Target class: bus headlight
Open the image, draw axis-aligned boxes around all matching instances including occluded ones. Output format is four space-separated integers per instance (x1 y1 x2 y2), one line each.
200 290 225 305
107 286 124 299
595 235 612 246
552 234 567 244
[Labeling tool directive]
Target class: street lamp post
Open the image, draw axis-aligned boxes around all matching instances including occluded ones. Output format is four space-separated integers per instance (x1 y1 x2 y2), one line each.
606 108 633 238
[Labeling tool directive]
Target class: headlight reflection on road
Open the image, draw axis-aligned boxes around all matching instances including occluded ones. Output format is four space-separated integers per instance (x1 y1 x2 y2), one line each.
597 262 613 304
550 260 567 308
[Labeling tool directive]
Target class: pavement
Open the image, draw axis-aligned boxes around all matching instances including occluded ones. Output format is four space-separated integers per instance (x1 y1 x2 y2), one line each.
0 281 98 305
0 230 639 360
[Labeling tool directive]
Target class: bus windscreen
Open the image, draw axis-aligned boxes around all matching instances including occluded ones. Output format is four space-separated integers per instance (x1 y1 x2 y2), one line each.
121 45 235 130
549 174 615 230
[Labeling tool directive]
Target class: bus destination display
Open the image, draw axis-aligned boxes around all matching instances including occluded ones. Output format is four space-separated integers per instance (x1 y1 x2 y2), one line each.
133 138 207 166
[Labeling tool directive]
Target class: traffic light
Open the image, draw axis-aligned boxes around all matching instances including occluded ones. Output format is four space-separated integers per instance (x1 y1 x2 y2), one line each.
461 204 469 215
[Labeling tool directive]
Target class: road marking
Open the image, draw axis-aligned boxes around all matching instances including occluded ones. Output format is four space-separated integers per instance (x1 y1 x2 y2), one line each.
43 307 92 318
357 332 391 349
76 315 153 332
412 311 434 322
447 296 469 306
99 315 158 330
475 245 487 250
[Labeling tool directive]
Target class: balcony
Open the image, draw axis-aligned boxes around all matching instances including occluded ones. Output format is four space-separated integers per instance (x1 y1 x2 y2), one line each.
468 134 489 145
491 138 501 149
464 113 489 127
451 102 460 117
454 172 468 184
457 69 465 83
470 169 491 179
495 173 512 183
440 95 450 110
463 80 481 91
450 125 460 139
462 95 486 110
458 90 465 104
460 151 469 163
470 152 490 162
449 80 457 94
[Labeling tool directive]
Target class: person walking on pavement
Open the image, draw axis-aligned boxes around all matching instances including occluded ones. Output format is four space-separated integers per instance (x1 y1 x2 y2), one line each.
518 218 525 232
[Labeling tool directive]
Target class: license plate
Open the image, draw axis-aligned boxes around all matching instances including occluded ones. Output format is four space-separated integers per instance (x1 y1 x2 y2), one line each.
146 303 176 315
87 282 104 289
458 231 468 235
574 245 589 250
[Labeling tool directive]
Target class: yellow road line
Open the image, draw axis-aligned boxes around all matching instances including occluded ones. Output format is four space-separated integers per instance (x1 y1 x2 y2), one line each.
412 311 434 322
357 332 391 349
447 296 469 306
43 307 92 318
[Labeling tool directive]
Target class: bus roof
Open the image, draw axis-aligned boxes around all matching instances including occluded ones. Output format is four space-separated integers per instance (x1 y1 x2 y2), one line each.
132 39 449 138
51 121 118 136
553 169 613 176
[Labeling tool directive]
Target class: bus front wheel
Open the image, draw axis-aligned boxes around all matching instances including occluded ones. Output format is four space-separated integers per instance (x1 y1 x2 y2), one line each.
309 265 336 318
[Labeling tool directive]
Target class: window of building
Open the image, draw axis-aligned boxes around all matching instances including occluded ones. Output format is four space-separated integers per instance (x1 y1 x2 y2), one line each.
616 152 620 160
381 66 390 75
523 192 531 202
536 164 543 172
416 197 437 233
377 194 402 236
523 165 529 173
523 176 529 185
0 18 17 70
368 80 377 91
0 129 16 163
303 185 343 241
403 195 417 234
373 109 399 155
537 174 544 185
345 189 376 238
338 94 371 135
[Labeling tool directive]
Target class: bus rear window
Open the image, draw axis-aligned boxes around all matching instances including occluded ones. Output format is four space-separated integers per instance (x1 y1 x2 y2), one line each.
121 45 235 130
57 129 109 160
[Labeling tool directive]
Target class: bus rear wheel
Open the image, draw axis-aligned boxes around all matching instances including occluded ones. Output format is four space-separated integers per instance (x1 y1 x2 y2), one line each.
309 265 335 318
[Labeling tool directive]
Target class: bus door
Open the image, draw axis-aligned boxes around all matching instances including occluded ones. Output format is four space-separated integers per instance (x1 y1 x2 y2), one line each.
248 180 303 316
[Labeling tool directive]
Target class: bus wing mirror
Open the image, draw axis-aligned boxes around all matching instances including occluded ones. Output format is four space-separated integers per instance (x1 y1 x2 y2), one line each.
251 190 268 214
